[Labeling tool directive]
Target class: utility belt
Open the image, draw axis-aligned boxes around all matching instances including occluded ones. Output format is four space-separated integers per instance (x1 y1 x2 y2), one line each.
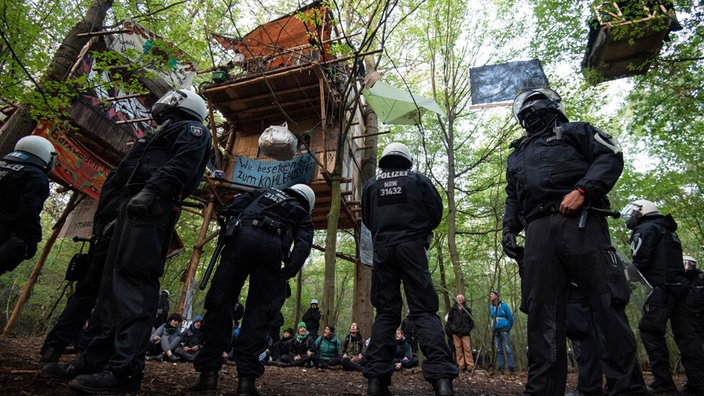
524 202 560 224
239 217 286 237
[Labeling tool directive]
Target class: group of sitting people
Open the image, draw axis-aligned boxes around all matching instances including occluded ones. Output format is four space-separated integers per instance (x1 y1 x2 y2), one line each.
263 322 418 372
146 313 204 363
145 314 420 373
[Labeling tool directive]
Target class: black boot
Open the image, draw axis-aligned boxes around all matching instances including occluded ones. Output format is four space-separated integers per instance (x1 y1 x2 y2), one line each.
237 376 260 396
68 370 142 393
41 357 95 380
367 377 392 396
188 371 219 393
39 346 60 368
432 378 454 396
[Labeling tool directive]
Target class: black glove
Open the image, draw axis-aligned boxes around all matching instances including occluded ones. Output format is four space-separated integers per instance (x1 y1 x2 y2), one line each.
127 188 162 217
0 236 28 275
501 232 524 261
281 264 298 280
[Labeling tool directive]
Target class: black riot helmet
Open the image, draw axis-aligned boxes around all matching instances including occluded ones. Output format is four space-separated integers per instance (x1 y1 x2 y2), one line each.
512 88 568 133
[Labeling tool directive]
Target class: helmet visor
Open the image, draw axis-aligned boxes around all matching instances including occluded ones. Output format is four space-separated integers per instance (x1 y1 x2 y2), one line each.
620 202 641 222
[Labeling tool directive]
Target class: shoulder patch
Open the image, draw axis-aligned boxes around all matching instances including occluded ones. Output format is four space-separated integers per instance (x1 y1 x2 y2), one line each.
592 126 622 154
190 125 204 137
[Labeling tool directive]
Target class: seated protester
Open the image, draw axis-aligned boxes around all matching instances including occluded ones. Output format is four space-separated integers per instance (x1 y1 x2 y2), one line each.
173 316 203 362
288 322 315 367
342 322 364 364
393 328 418 370
148 313 183 362
310 325 343 369
271 327 295 366
342 337 371 372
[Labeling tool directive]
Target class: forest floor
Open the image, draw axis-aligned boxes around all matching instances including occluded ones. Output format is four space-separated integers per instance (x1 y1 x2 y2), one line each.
0 336 691 395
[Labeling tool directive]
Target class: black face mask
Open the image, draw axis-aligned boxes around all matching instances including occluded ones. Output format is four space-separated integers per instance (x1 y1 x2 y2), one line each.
522 109 559 135
626 213 642 230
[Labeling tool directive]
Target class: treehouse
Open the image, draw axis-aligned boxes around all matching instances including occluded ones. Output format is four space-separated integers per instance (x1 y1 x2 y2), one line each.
582 1 679 84
200 1 365 230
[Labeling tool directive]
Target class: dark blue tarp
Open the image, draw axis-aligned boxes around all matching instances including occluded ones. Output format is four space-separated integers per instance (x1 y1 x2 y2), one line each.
469 59 549 105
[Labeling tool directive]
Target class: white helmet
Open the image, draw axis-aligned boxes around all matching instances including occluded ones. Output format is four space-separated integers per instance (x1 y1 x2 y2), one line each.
310 299 319 305
622 199 660 229
284 184 315 213
683 256 698 271
13 135 57 170
152 90 208 123
379 142 412 169
512 88 567 127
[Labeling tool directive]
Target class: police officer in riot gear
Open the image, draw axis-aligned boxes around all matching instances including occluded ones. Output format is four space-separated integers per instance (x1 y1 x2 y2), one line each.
623 200 704 393
40 172 121 369
683 256 704 344
63 89 212 393
190 184 314 396
362 142 457 396
0 135 56 276
503 88 647 395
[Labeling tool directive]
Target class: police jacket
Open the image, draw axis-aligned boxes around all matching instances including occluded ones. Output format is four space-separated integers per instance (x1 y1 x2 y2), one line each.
362 167 443 248
630 214 686 286
302 307 321 333
447 303 474 336
110 115 211 200
503 122 623 235
684 268 704 315
225 188 314 276
0 153 50 249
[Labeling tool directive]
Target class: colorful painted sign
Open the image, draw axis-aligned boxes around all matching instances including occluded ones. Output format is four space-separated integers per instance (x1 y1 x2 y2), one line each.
107 19 198 89
33 121 112 200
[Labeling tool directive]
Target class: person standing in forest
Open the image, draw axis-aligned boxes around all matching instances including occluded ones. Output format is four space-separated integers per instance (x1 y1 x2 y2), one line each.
51 90 212 394
503 88 647 395
623 199 704 394
39 172 121 369
302 299 321 340
446 294 474 372
362 142 457 396
489 291 514 375
0 135 56 276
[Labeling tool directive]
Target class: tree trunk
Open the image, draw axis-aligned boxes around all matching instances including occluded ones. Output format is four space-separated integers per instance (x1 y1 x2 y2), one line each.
354 105 377 339
0 0 114 154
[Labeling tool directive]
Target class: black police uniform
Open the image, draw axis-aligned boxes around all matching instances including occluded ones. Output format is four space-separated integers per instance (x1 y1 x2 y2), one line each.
75 115 211 382
630 214 704 390
566 283 604 395
193 187 313 379
302 304 321 339
503 122 646 395
684 266 704 343
0 151 50 275
40 172 121 364
361 167 458 384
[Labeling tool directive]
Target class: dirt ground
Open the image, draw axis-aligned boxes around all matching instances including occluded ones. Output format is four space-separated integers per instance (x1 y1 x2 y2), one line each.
0 336 689 395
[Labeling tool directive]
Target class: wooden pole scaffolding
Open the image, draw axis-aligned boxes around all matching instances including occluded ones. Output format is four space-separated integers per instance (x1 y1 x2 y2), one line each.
3 191 82 336
177 197 217 317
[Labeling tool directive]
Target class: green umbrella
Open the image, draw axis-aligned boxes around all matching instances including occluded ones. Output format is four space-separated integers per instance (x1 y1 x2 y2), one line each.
362 81 444 125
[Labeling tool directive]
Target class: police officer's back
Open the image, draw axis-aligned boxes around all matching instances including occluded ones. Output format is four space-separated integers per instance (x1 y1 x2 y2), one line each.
0 135 56 275
362 142 456 396
623 200 704 393
191 184 314 395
